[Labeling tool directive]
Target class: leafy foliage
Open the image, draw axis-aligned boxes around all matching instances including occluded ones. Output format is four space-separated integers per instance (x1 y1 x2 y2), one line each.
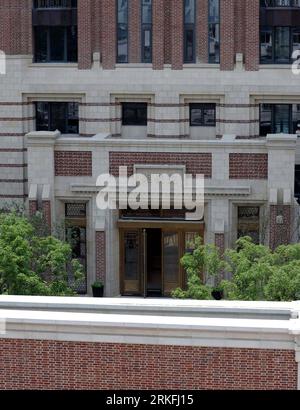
172 236 300 302
0 212 83 296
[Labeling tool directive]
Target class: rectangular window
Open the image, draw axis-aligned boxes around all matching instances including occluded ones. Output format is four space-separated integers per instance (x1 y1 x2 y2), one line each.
184 0 196 63
141 0 152 63
35 102 79 134
260 103 300 135
34 0 77 8
34 26 78 63
122 102 148 126
190 103 216 126
208 0 220 63
237 206 260 245
117 0 129 63
260 26 300 64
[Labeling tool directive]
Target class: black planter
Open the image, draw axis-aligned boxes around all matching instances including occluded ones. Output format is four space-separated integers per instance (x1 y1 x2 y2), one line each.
92 286 104 298
212 290 223 301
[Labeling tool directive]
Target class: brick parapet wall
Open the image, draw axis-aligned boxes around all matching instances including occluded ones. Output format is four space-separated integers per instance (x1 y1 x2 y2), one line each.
269 205 292 250
229 153 268 179
54 151 92 176
0 340 297 390
95 231 106 284
109 151 213 178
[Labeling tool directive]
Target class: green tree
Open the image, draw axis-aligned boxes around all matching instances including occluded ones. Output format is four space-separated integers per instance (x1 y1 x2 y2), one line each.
0 212 83 296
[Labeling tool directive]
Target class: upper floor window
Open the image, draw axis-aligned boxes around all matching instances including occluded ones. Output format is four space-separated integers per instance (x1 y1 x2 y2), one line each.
260 103 300 135
184 0 196 63
141 0 152 63
260 26 300 63
190 103 216 126
117 0 129 63
36 102 79 134
34 0 77 8
208 0 220 63
122 103 148 126
260 0 300 8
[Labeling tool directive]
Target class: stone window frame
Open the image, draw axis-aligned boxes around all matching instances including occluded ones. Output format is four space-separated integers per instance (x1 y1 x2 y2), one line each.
110 94 155 137
230 201 267 246
22 93 84 136
251 95 300 137
180 94 223 138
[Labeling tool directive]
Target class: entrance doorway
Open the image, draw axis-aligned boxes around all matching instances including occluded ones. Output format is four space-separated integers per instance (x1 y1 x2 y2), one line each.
119 223 204 297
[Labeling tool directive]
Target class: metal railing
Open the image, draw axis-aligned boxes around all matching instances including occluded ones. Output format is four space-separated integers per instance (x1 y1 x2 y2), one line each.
261 0 300 7
34 0 77 8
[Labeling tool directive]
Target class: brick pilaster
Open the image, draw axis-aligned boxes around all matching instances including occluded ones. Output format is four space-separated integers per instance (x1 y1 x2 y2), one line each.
95 231 106 284
197 0 208 63
245 0 259 71
220 0 235 71
101 0 116 69
269 205 292 250
129 0 141 63
78 0 92 69
215 233 225 256
42 201 52 230
171 0 184 70
29 200 38 217
153 0 165 70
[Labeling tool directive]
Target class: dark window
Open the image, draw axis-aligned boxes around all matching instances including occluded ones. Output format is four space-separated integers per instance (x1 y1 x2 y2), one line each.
184 0 196 63
208 0 220 63
34 0 77 8
117 0 128 63
34 26 78 63
237 206 260 245
260 26 300 64
260 103 300 135
36 102 79 134
122 103 148 126
260 0 300 8
190 103 216 126
141 0 152 63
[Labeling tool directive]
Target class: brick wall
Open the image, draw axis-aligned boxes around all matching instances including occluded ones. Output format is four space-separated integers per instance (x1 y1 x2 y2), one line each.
129 0 141 63
197 0 208 63
109 152 213 177
95 231 106 284
42 200 51 229
101 0 116 69
78 0 92 69
29 200 38 217
0 340 297 390
229 153 268 179
215 233 225 255
171 0 183 70
245 0 260 71
54 151 92 176
269 205 292 250
153 0 165 70
220 0 235 71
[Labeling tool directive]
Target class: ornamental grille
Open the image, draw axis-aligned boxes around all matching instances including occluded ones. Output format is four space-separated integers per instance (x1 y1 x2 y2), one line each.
65 203 86 218
34 0 77 9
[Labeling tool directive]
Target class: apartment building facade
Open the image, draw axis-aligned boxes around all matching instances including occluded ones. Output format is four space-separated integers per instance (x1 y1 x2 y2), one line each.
1 0 300 296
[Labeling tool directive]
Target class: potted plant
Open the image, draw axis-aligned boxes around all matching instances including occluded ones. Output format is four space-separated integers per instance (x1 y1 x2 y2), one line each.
211 285 224 301
91 280 104 298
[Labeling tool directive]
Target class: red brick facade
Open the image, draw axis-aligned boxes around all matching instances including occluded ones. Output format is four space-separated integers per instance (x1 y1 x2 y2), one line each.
215 233 225 255
29 200 38 217
269 205 292 250
229 153 268 179
0 1 265 71
109 152 213 178
0 339 297 390
54 151 92 177
95 231 106 284
42 200 52 229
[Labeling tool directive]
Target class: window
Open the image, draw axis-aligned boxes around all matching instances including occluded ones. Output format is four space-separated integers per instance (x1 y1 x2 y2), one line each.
122 103 148 126
260 103 300 135
190 103 216 126
36 102 79 134
260 0 300 8
208 0 220 63
117 0 128 63
260 26 300 63
184 0 196 63
34 0 77 8
237 206 260 245
141 0 152 63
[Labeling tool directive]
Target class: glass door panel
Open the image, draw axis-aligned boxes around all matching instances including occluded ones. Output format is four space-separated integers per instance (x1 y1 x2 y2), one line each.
121 230 142 295
162 232 180 295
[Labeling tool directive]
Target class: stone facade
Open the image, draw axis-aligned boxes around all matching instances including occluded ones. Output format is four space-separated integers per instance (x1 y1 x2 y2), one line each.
0 1 299 295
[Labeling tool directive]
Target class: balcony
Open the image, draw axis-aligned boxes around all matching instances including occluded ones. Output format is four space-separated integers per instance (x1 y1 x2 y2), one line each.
261 0 300 8
34 0 77 9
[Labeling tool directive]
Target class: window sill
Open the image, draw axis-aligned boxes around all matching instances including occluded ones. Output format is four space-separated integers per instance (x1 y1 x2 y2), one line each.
29 63 78 68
